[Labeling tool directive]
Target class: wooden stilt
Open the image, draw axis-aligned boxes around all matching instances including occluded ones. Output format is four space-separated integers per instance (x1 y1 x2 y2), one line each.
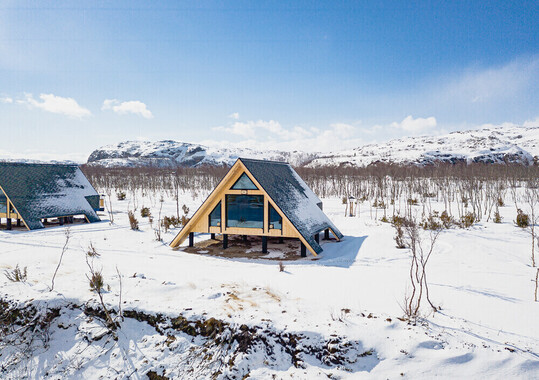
6 218 11 230
278 237 284 244
223 234 228 249
210 233 215 240
262 236 267 253
189 232 194 247
300 242 307 257
242 235 247 242
17 219 21 227
314 233 319 243
324 229 330 240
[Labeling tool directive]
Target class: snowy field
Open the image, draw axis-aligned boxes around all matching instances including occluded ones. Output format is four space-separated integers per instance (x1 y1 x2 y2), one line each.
1 191 538 379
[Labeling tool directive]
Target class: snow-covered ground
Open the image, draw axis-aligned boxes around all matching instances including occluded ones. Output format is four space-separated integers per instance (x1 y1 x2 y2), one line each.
0 192 538 379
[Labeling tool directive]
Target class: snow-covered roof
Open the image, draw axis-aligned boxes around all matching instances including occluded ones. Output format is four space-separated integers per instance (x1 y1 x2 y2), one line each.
0 162 100 229
240 158 343 254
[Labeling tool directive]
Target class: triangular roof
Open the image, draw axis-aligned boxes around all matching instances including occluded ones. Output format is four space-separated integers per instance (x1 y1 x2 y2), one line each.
0 162 100 229
171 158 343 255
239 158 343 254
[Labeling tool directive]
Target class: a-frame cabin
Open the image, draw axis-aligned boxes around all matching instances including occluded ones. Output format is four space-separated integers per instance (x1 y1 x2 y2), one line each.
0 162 101 230
170 158 343 257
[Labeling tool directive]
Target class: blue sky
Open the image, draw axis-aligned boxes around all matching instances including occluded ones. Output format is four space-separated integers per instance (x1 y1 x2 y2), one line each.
0 0 538 161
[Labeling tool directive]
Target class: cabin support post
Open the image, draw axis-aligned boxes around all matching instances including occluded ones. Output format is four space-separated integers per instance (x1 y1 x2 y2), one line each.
278 237 284 244
210 233 215 240
6 217 11 230
324 229 330 240
16 219 21 227
242 235 247 242
300 242 307 257
59 217 64 226
262 236 267 253
188 232 194 247
223 234 228 249
314 233 319 243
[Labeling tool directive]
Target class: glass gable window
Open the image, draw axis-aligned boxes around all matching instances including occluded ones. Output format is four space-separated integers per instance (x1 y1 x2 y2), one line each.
209 201 221 227
0 193 6 213
269 204 282 230
226 195 264 228
231 173 258 190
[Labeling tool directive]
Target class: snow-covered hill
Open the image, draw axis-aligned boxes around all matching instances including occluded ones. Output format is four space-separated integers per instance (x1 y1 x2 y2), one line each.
87 124 539 168
308 124 539 167
87 140 317 168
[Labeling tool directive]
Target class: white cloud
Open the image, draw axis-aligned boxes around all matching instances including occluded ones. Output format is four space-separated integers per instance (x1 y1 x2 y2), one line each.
390 115 437 133
0 96 13 103
523 117 539 128
22 93 91 118
213 119 313 141
228 112 240 120
102 99 153 119
210 119 365 152
443 56 539 104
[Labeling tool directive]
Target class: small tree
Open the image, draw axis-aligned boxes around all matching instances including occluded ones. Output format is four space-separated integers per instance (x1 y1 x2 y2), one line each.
50 227 71 292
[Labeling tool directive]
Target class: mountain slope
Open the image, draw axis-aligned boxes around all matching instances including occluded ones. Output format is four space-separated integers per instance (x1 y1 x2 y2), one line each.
87 125 539 168
87 140 317 168
308 124 539 167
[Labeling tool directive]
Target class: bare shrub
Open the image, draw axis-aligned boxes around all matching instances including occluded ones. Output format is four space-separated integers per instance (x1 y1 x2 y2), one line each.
140 206 150 217
85 251 116 330
88 271 105 292
116 191 126 201
440 211 455 228
421 212 442 231
493 211 503 223
515 209 529 228
459 212 476 228
128 210 139 230
391 215 407 249
4 264 27 283
402 215 441 322
86 242 100 258
162 215 181 232
278 261 285 272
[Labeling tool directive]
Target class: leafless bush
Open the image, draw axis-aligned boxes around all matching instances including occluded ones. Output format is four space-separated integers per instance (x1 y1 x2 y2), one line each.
116 191 126 201
86 242 100 258
515 209 529 228
402 215 441 322
459 212 476 228
278 261 285 272
85 251 116 330
4 264 27 283
140 206 150 217
391 215 407 249
128 210 139 230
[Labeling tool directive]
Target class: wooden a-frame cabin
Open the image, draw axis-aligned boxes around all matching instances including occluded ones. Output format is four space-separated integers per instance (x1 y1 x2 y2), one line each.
170 158 343 257
0 162 102 230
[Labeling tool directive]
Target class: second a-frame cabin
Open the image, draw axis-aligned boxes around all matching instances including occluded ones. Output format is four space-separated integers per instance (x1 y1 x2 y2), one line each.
0 162 102 230
170 158 343 257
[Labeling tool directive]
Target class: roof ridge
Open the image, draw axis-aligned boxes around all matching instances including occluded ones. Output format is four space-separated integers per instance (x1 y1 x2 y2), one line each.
0 161 78 167
239 157 289 165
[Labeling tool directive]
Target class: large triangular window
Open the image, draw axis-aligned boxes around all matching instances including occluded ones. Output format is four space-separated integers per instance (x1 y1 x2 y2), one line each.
231 173 258 190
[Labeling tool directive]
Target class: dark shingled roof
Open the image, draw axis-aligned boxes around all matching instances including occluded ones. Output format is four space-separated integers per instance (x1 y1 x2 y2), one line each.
0 162 101 230
239 158 343 254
